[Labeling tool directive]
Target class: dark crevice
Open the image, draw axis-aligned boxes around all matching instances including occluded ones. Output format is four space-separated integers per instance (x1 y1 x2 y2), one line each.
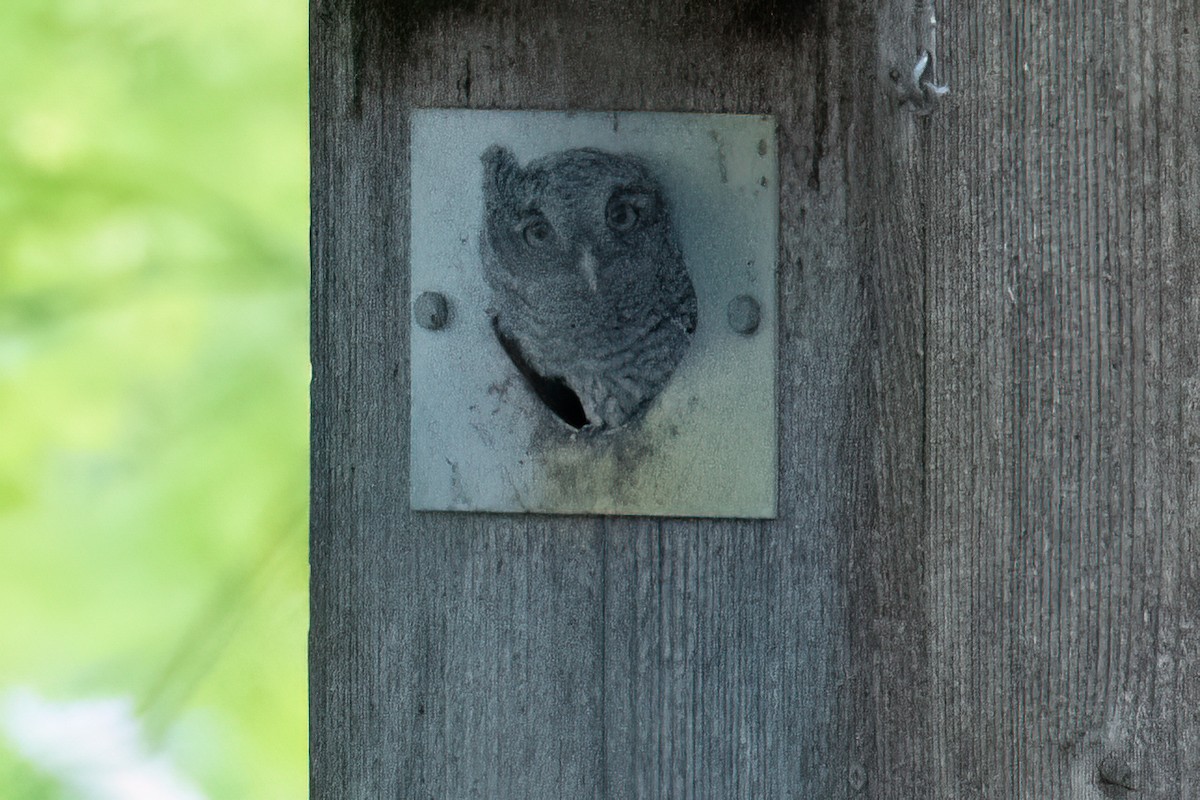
807 1 829 190
492 317 589 430
722 0 820 40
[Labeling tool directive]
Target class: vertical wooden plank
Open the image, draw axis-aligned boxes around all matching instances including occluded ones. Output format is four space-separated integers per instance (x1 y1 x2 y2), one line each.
1157 5 1200 798
846 0 942 795
1175 9 1200 798
311 0 939 797
309 4 607 798
589 7 860 797
927 0 1200 796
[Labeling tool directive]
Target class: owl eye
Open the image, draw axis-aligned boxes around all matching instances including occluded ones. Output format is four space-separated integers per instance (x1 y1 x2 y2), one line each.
606 197 639 232
521 214 552 247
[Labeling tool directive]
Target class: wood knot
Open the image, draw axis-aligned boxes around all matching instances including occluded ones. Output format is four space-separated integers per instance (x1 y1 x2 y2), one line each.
1097 753 1137 795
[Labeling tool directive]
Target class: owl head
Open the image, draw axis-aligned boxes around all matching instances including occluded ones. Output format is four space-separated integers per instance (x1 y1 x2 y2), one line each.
479 145 697 432
480 145 678 300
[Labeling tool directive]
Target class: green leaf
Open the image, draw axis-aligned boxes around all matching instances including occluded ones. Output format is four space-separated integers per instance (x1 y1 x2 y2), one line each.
0 0 308 795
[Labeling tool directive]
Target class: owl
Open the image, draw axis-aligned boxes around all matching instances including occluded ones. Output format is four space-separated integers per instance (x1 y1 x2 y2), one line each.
480 145 698 432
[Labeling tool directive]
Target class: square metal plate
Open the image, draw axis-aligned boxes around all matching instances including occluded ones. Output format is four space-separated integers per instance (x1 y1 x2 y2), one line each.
409 109 777 518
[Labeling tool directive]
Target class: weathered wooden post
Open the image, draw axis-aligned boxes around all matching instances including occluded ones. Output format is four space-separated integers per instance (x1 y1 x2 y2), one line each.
310 1 1200 796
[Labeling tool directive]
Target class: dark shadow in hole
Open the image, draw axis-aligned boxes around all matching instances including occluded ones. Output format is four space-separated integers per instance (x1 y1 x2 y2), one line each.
492 317 589 430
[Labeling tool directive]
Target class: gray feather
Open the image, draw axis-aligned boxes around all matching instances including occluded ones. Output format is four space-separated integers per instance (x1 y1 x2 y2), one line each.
480 146 697 431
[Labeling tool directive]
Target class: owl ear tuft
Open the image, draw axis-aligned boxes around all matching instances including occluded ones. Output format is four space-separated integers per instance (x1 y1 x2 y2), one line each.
481 145 519 201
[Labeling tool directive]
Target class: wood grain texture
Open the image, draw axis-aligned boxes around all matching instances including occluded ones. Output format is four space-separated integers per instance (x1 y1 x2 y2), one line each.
310 0 1200 797
926 1 1200 797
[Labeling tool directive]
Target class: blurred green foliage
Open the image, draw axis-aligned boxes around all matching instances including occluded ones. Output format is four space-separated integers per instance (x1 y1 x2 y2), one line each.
0 0 308 796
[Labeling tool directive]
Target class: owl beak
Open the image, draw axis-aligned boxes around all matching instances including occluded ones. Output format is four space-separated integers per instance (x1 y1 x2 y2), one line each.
578 248 599 294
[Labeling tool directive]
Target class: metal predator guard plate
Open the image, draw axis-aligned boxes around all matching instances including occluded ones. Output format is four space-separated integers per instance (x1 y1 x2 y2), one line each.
409 109 777 518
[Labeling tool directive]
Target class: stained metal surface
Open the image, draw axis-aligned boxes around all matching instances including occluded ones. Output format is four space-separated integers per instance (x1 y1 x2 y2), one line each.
409 109 777 518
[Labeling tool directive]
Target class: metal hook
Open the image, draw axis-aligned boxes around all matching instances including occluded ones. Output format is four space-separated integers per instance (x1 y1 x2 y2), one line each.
897 3 949 115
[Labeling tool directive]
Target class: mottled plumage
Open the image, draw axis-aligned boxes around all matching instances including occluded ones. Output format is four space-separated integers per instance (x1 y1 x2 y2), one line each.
480 145 697 431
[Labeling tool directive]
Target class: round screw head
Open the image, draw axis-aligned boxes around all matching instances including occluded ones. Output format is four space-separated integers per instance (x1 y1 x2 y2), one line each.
727 294 762 335
413 291 450 331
